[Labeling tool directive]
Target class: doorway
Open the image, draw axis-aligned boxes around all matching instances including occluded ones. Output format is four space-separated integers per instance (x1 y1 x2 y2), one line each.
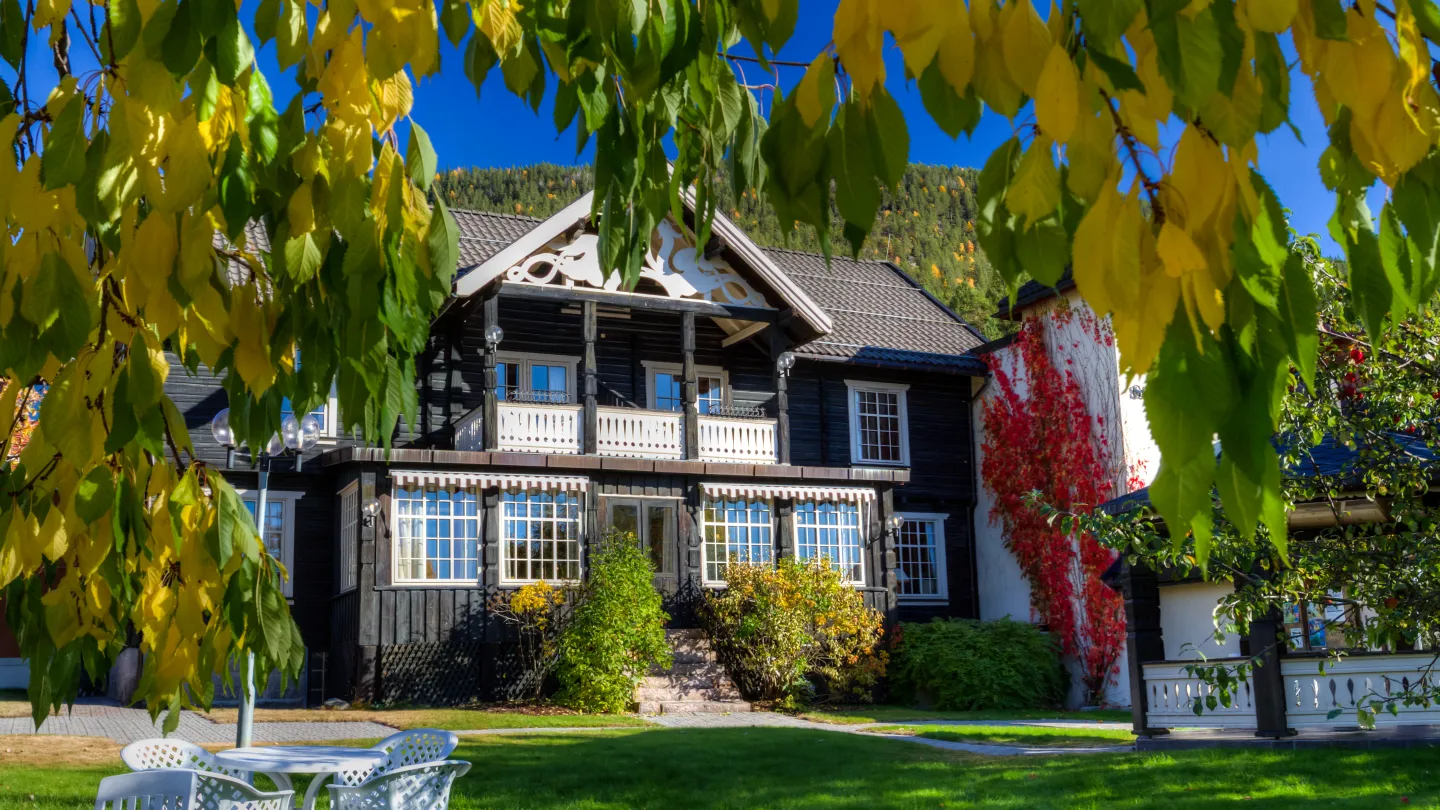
603 498 680 590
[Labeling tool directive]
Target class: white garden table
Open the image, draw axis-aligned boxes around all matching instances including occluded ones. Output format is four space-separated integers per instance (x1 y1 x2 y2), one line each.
215 745 387 810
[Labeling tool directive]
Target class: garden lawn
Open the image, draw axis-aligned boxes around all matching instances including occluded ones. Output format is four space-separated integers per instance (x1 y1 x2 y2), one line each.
4 728 1437 808
867 723 1136 749
799 706 1134 725
197 706 648 730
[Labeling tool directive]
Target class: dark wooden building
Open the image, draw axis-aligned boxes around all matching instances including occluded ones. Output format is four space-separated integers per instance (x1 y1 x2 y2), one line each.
162 194 989 705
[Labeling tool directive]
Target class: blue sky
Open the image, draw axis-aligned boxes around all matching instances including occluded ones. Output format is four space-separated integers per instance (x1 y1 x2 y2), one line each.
6 2 1348 253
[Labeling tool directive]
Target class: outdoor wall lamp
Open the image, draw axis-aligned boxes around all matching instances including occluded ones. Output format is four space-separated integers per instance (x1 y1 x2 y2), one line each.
888 514 905 532
775 351 796 377
484 324 505 350
361 498 382 527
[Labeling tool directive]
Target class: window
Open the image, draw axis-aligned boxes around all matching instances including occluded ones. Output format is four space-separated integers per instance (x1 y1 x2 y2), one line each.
497 353 577 404
795 500 865 584
644 362 727 414
846 380 910 465
1283 594 1354 651
702 497 772 583
393 486 480 583
895 513 948 601
502 488 583 583
338 482 359 593
238 490 301 597
284 351 339 437
607 498 677 577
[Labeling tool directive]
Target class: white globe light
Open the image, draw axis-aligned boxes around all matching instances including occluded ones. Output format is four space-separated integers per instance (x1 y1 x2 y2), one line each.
210 408 235 448
299 414 322 451
281 414 301 451
265 433 285 457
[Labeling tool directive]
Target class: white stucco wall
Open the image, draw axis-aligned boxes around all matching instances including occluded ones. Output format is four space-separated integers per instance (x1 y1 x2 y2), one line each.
1159 582 1243 660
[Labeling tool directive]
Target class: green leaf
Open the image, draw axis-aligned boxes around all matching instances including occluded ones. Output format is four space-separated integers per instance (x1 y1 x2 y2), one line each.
1278 253 1318 392
465 30 500 96
275 0 306 71
1215 454 1259 539
218 136 253 241
406 123 439 193
284 233 323 283
829 103 880 256
215 14 255 86
1078 0 1142 50
103 0 143 63
253 0 281 44
1232 173 1289 312
1149 452 1215 553
161 0 203 76
1345 217 1392 339
75 467 116 524
439 0 470 46
1392 163 1440 304
427 197 460 283
865 87 908 189
1015 216 1069 286
919 60 982 139
1085 45 1146 93
1310 0 1348 40
1254 32 1289 135
0 0 23 69
1378 203 1420 321
41 95 88 191
0 76 12 119
553 79 581 133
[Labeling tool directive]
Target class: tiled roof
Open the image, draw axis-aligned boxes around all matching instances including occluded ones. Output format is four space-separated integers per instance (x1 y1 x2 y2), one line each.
995 269 1075 320
452 208 542 271
763 248 987 374
215 220 273 288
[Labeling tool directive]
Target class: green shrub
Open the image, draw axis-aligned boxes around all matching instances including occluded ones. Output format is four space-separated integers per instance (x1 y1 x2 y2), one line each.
701 557 886 709
555 530 671 713
888 619 1066 711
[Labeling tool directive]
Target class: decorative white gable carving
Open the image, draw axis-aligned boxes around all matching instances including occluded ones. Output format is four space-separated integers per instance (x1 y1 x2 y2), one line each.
503 220 770 308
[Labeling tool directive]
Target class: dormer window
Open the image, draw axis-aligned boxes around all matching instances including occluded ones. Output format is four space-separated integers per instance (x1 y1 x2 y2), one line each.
845 380 910 466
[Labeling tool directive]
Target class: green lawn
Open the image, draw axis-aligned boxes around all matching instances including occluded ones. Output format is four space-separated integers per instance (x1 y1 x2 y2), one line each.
799 706 1135 725
198 706 648 730
867 723 1136 749
5 728 1437 808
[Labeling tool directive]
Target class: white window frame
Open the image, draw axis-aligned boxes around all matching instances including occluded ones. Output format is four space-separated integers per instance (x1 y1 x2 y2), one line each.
895 512 949 603
793 499 867 586
845 380 911 466
338 481 359 593
642 361 729 412
496 351 580 403
235 489 301 598
390 484 483 586
700 495 774 586
500 486 585 585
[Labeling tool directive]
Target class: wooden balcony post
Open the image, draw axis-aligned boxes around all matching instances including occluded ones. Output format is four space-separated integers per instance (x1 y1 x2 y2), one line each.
682 311 699 460
354 469 379 703
877 487 898 621
1245 567 1294 738
1121 560 1167 738
769 323 791 465
582 301 598 454
482 295 500 451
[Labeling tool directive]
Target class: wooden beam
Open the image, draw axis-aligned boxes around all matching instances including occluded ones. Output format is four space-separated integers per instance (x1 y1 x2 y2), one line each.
482 295 500 451
682 311 699 460
497 282 777 323
582 301 598 455
770 323 791 466
1122 561 1167 738
721 321 769 348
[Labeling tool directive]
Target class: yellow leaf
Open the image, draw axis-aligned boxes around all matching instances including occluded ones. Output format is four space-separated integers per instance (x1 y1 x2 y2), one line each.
1000 0 1049 95
40 502 69 562
1071 180 1120 314
158 114 212 213
835 0 886 98
176 210 215 295
1034 44 1079 143
288 182 317 236
1157 222 1208 279
474 0 523 57
32 0 67 30
1166 127 1227 230
795 55 836 128
887 0 953 78
370 70 414 134
1004 136 1060 227
973 31 1024 117
1242 0 1295 33
232 284 276 394
1066 110 1117 201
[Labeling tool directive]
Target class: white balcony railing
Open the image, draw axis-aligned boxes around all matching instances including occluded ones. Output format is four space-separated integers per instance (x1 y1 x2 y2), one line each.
698 415 777 463
596 407 683 459
497 402 583 454
1282 653 1440 728
455 409 484 452
1142 661 1257 729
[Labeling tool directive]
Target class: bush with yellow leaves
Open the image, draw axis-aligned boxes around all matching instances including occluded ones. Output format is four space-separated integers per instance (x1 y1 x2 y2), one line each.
488 580 572 702
701 556 886 709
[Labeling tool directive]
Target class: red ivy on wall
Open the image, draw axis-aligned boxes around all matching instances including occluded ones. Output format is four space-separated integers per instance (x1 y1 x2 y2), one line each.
981 308 1126 703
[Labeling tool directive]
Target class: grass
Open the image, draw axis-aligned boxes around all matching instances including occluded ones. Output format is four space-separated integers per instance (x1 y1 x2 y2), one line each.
3 728 1437 808
867 723 1136 749
0 690 30 719
798 705 1135 725
196 706 648 730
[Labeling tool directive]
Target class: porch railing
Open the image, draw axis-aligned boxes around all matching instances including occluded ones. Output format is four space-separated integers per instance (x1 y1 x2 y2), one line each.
596 407 683 459
698 415 778 464
1282 653 1440 727
497 402 583 454
454 409 484 452
1141 661 1257 729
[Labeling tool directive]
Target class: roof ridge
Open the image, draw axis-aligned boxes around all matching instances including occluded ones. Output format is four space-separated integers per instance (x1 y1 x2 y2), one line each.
758 244 890 265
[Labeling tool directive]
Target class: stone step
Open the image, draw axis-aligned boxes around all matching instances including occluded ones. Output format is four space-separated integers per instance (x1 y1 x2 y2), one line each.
667 649 716 666
637 699 752 715
641 668 732 690
635 685 743 702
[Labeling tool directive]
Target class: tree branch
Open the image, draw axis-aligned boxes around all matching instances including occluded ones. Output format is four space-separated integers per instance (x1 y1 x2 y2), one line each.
1098 88 1165 224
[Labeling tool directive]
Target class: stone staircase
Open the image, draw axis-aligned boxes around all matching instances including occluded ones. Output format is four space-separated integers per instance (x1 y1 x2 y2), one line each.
636 629 751 715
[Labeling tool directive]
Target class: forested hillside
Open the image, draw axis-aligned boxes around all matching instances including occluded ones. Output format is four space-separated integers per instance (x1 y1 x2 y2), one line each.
432 163 1010 339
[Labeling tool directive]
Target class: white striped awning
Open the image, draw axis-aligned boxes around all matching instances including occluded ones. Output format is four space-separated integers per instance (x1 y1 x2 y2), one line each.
390 471 590 492
700 482 876 503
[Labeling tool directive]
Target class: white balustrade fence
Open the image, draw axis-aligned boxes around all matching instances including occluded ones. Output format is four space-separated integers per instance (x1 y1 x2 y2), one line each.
1282 653 1440 727
698 416 777 463
454 410 484 452
596 408 683 459
1141 662 1257 729
497 403 583 454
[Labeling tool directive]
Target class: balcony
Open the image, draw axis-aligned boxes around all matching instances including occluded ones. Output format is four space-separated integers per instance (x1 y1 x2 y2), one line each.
455 402 778 464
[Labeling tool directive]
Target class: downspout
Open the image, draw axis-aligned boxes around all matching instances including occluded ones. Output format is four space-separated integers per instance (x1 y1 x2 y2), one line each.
966 372 991 620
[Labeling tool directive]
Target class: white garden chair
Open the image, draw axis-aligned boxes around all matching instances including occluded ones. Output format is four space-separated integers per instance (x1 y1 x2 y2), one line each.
326 761 471 810
93 770 292 810
121 738 253 784
335 729 460 787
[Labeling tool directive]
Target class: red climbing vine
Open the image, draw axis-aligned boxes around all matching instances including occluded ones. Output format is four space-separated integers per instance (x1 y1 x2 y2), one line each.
981 306 1126 703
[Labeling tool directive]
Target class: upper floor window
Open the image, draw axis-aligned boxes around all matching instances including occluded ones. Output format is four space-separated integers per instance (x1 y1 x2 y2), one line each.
794 500 865 584
895 513 948 601
393 485 480 584
644 362 727 414
701 496 772 584
845 380 910 466
239 490 301 597
501 487 583 583
497 352 578 404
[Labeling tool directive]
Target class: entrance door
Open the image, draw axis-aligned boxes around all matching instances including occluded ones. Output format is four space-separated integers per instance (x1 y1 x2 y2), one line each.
604 498 679 590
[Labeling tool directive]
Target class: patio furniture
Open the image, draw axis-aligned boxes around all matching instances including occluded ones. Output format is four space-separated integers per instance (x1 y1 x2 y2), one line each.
93 769 293 810
120 738 253 784
335 729 460 787
214 745 389 810
327 761 472 810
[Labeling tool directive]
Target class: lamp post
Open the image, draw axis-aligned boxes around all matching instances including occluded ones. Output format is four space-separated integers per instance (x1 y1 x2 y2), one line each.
210 407 321 748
